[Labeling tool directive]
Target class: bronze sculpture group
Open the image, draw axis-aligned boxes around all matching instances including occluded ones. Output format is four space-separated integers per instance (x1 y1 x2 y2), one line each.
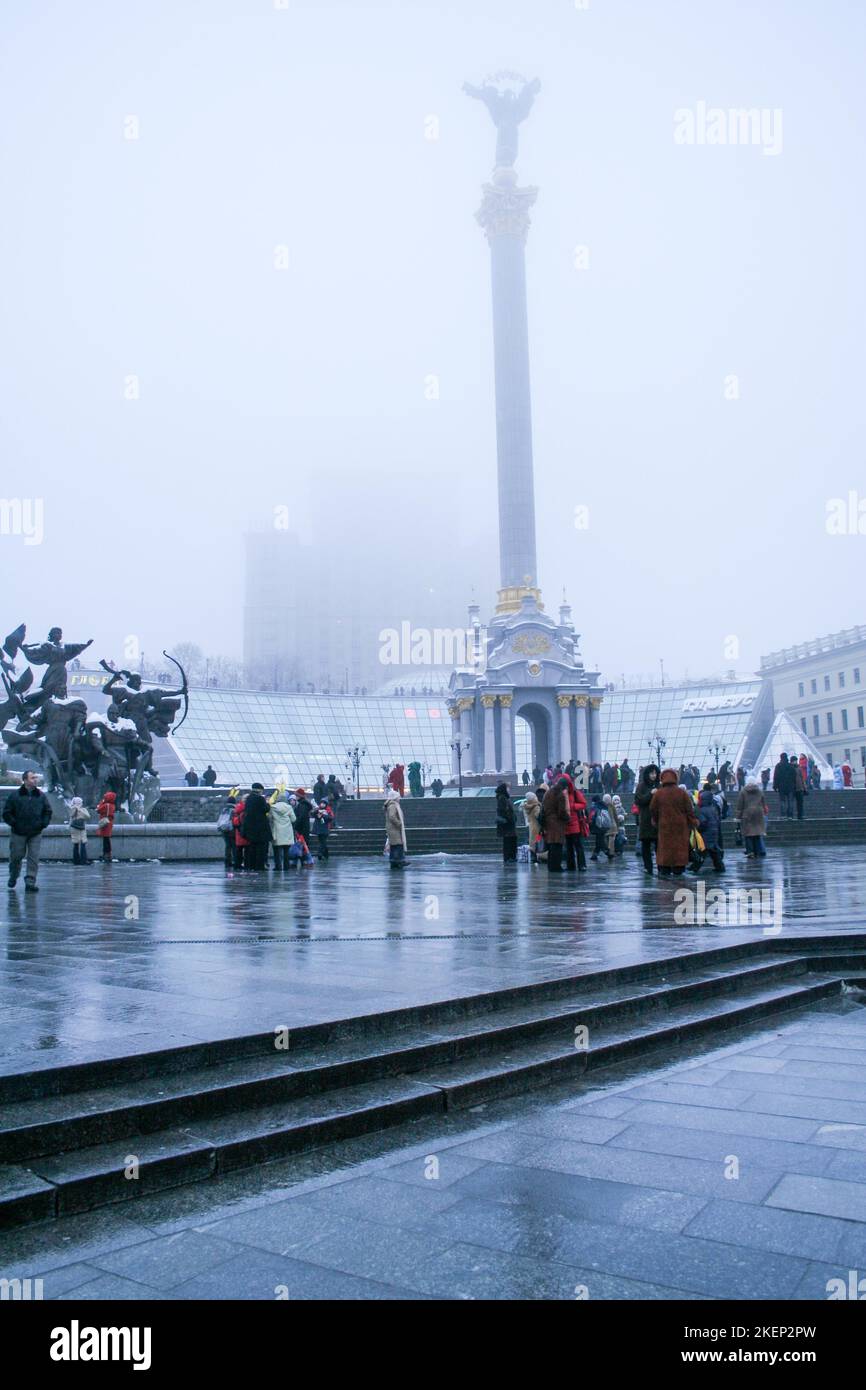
0 624 188 820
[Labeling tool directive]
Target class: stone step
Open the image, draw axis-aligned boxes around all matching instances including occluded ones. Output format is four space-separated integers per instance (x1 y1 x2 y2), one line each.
1 942 864 1227
0 972 850 1227
0 953 815 1162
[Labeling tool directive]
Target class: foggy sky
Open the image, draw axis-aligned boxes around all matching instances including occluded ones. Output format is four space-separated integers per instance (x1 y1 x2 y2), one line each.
2 0 864 684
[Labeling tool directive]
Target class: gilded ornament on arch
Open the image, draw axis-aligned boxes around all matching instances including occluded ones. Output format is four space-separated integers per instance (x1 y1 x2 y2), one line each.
511 633 551 657
526 661 542 678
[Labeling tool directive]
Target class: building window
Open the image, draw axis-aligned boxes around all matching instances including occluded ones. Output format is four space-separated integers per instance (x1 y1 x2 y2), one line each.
824 675 831 691
859 706 865 728
798 681 805 698
813 715 820 736
800 717 807 733
811 679 817 694
827 712 834 734
842 709 849 731
854 668 861 684
839 672 846 689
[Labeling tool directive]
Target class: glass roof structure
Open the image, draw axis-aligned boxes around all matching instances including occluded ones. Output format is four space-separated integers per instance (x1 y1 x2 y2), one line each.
54 670 774 790
749 710 833 780
598 680 772 772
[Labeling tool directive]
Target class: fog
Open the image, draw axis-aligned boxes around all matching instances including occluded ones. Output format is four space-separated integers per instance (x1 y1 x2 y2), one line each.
2 0 863 685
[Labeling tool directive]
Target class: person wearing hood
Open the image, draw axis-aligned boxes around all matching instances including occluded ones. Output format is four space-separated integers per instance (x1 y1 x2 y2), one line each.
695 789 725 873
634 764 660 875
601 792 624 858
268 792 296 870
650 769 698 877
610 794 627 855
541 779 569 872
561 772 589 871
242 783 271 870
522 790 543 864
314 800 333 861
96 789 117 861
232 793 250 869
68 796 91 866
495 783 518 863
384 788 407 869
736 777 769 857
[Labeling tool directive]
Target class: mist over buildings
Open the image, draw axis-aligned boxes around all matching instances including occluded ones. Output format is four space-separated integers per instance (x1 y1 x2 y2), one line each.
2 0 864 690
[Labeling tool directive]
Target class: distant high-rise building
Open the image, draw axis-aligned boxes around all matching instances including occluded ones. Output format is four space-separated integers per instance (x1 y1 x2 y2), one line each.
243 529 487 695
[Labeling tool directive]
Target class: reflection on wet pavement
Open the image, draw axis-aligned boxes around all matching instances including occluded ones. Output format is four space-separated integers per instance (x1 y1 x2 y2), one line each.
0 847 864 1072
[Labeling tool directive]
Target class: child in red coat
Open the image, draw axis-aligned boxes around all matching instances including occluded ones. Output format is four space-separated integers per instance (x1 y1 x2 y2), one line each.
96 790 116 861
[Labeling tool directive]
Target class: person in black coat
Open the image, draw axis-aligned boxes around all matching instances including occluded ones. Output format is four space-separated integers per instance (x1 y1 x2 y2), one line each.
772 753 795 818
293 790 312 843
202 765 217 787
242 783 271 869
495 782 518 863
633 764 660 876
4 772 53 891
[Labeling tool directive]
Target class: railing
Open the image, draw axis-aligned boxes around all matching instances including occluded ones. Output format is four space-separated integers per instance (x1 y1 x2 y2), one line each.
761 627 866 670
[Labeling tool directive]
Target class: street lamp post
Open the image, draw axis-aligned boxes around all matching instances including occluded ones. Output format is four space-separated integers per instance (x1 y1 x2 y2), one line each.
450 737 470 798
345 745 366 800
707 742 726 778
647 733 666 768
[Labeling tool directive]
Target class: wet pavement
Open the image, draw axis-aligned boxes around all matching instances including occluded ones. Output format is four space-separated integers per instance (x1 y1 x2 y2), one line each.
0 846 864 1075
3 997 866 1300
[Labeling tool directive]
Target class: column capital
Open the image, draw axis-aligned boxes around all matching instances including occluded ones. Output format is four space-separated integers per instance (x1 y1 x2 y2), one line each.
476 171 538 245
456 697 475 712
498 694 513 708
573 695 588 708
556 693 574 708
480 693 498 709
589 696 603 710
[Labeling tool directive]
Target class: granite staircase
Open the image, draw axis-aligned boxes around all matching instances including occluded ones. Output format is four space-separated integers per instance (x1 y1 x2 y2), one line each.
1 936 865 1228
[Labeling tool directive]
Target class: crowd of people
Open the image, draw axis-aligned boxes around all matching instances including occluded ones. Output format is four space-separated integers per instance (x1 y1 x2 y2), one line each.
1 745 860 891
216 777 340 871
491 751 822 878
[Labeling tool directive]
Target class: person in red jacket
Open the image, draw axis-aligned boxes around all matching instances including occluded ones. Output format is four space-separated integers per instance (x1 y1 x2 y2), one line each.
561 772 589 871
387 764 405 796
95 790 116 861
231 795 250 870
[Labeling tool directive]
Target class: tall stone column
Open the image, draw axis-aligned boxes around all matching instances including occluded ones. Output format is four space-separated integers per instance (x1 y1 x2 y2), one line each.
481 694 497 772
589 697 603 764
457 698 474 771
499 694 514 775
574 696 589 764
475 168 541 615
447 701 460 777
557 694 573 764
